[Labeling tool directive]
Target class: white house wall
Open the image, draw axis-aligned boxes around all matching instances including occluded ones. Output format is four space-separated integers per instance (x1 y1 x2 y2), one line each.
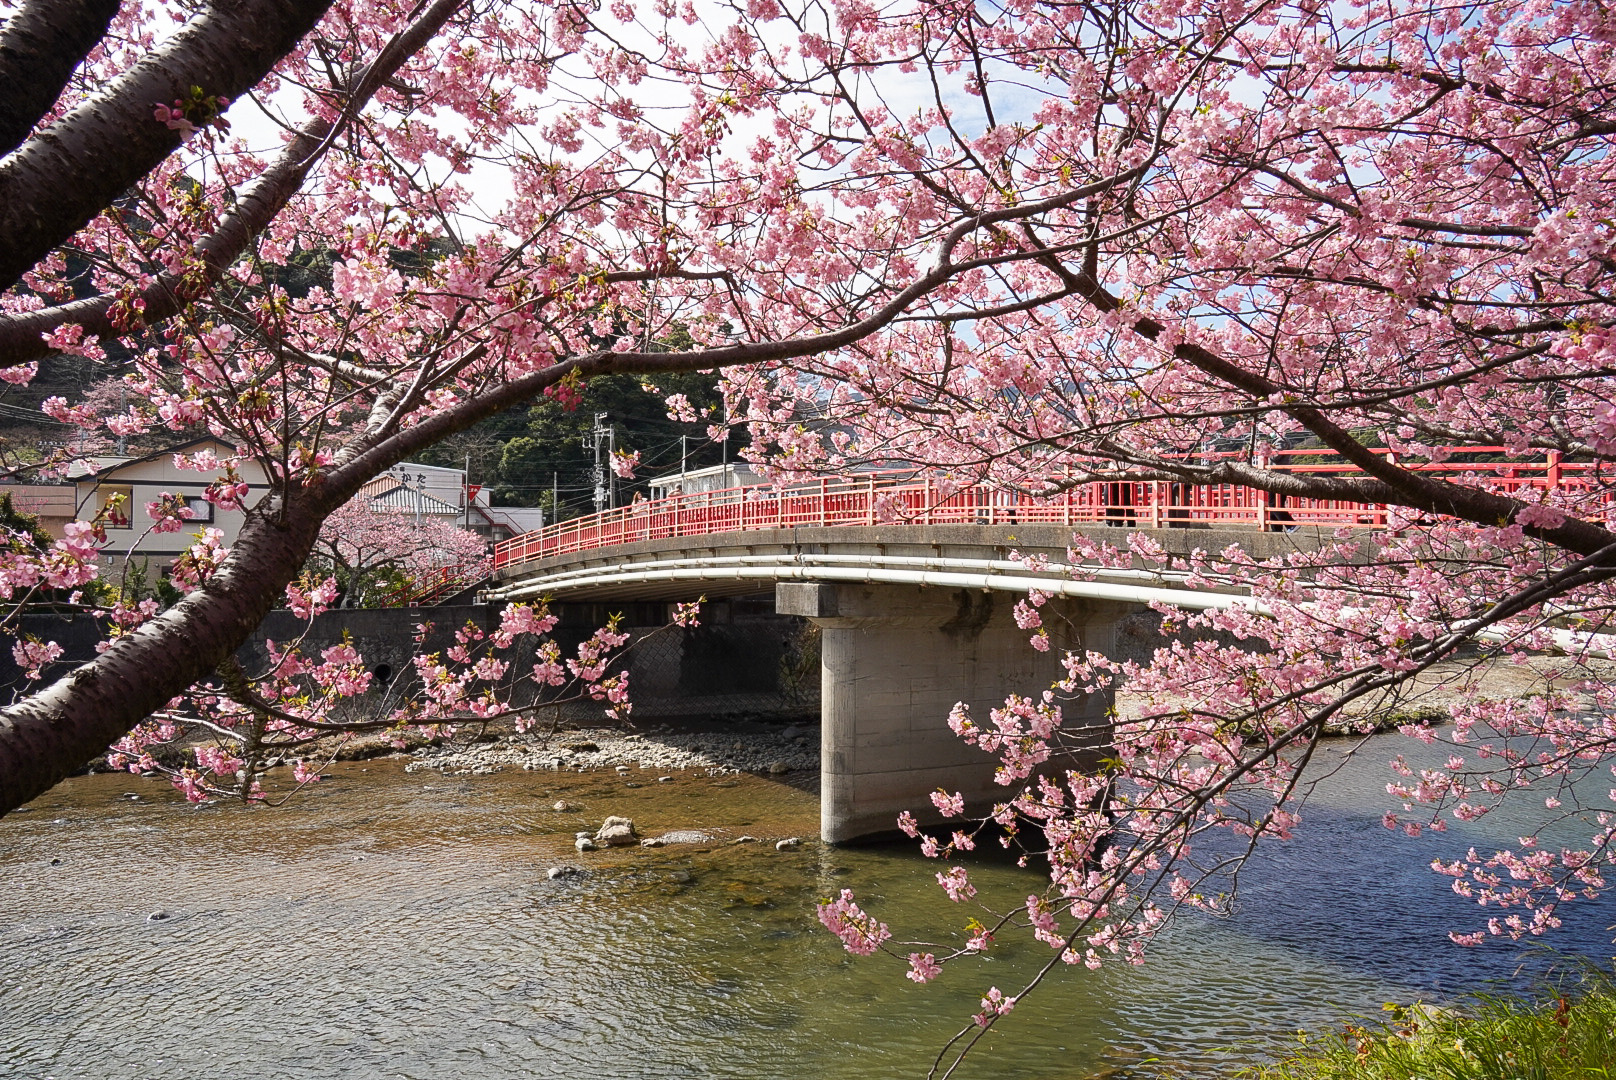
75 453 271 564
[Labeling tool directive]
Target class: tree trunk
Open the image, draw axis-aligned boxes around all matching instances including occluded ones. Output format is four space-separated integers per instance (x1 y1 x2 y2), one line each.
0 493 323 813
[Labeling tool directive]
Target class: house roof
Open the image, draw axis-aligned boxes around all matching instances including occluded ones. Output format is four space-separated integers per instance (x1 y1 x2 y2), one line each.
368 484 462 516
359 475 403 499
66 436 238 480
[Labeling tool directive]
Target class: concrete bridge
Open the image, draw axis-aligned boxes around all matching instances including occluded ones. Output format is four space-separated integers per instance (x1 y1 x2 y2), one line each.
483 456 1578 841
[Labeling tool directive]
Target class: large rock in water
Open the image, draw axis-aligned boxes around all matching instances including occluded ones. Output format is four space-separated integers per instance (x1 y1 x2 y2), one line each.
595 815 638 846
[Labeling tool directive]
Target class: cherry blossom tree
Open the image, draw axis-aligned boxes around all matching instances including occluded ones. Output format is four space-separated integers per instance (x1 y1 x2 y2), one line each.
730 0 1616 1066
307 498 488 607
0 0 1034 808
2 0 1616 1059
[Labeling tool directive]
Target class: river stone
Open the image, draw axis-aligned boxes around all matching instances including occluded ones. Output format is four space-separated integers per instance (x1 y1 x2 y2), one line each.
767 761 790 775
547 865 586 879
575 836 597 852
775 837 802 851
595 816 637 846
658 830 715 844
669 870 693 884
640 837 666 848
553 800 571 812
731 835 760 844
147 910 170 922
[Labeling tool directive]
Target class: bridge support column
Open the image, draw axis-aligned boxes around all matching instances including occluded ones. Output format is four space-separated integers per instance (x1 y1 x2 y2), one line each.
777 582 1123 844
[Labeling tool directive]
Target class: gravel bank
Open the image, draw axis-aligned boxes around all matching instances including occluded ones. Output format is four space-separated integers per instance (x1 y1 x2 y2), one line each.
406 724 820 778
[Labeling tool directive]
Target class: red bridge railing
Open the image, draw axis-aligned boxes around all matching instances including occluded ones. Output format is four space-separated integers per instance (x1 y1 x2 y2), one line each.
371 562 488 607
493 449 1598 571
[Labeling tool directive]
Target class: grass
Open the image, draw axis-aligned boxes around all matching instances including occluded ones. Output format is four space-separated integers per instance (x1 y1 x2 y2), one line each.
1246 976 1616 1080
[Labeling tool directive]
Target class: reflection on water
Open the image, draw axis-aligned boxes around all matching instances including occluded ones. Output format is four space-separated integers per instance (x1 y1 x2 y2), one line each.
2 736 1613 1080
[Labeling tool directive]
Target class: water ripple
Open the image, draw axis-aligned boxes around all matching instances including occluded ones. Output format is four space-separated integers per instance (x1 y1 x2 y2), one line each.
3 743 1614 1080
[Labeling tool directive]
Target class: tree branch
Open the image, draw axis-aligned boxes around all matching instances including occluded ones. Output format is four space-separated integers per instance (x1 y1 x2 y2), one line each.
0 0 468 363
1058 265 1616 557
0 0 336 293
0 0 120 158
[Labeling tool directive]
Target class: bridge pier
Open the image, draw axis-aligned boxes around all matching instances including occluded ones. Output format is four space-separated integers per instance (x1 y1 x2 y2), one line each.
777 582 1123 844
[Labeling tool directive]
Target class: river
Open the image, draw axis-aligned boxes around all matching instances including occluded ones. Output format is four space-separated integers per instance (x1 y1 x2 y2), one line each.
3 733 1614 1080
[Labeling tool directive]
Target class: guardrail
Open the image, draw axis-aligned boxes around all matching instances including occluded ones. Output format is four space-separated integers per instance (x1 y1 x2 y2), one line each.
493 449 1601 571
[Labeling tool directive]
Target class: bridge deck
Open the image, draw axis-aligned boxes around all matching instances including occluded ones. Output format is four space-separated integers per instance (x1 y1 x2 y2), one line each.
484 523 1327 604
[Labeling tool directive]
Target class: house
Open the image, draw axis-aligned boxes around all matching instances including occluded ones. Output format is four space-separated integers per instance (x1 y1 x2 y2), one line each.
54 437 273 567
646 462 763 501
470 493 546 539
2 440 546 564
1 485 78 539
362 464 546 540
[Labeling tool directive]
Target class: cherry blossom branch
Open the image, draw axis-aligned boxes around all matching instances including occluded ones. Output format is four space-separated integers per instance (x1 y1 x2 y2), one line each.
0 0 338 291
0 0 468 362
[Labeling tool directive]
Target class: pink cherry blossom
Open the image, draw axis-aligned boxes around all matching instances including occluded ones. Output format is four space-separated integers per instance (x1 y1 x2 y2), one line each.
817 890 891 956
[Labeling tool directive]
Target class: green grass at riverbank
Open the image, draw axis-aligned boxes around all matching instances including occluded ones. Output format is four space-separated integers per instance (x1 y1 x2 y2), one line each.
1249 978 1616 1080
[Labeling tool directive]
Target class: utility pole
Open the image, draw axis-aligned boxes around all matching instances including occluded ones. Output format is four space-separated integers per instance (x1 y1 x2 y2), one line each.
591 411 611 513
720 399 730 488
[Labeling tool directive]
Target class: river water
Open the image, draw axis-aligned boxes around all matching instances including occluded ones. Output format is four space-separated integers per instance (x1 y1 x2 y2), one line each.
3 735 1614 1080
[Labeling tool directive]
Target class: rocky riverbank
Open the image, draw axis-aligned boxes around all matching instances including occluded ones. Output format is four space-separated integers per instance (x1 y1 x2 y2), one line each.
404 723 821 779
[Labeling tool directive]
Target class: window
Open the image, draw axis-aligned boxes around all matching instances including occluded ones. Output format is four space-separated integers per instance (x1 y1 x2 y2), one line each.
97 485 132 529
183 495 214 523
